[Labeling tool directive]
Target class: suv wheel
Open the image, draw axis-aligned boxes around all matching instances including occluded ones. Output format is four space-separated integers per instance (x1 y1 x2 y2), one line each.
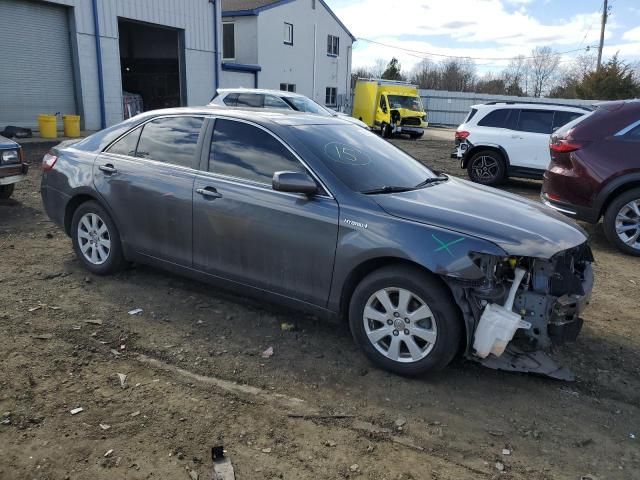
71 201 127 274
603 188 640 256
0 184 15 199
467 150 506 186
349 265 462 376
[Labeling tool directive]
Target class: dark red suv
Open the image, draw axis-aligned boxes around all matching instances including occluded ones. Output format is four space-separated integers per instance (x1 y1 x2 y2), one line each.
542 100 640 255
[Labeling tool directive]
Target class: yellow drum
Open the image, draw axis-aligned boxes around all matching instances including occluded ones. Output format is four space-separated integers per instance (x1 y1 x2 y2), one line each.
38 114 57 139
63 114 81 138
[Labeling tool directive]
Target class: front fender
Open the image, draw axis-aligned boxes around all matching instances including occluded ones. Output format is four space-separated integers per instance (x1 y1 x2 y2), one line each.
328 204 506 312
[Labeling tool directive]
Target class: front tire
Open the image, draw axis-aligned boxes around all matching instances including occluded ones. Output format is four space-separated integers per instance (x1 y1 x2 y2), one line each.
349 265 462 376
467 150 506 186
71 201 126 274
381 123 392 138
603 188 640 256
0 184 15 199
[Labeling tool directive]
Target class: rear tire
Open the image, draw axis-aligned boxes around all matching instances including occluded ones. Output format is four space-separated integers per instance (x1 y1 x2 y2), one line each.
603 188 640 256
348 265 462 376
0 184 15 199
71 201 127 275
467 150 506 186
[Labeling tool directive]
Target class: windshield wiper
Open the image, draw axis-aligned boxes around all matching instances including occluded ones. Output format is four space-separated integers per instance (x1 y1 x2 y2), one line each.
414 175 449 188
361 185 415 195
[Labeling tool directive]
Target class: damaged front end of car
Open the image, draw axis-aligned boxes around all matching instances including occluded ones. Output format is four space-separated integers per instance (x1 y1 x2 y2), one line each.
445 242 594 380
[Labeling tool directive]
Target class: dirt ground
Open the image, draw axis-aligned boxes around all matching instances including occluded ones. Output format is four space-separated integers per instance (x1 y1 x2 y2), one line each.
1 132 639 480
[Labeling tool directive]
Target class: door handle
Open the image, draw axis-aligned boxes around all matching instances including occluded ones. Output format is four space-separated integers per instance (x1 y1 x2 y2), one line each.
196 187 222 199
99 164 117 174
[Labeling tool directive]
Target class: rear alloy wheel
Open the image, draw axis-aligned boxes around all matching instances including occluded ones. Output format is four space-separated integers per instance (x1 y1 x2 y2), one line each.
349 266 462 376
71 201 126 274
0 184 15 200
467 150 506 186
603 188 640 256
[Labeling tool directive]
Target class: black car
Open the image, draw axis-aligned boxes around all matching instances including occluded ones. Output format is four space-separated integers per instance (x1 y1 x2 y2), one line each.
0 135 28 199
41 107 593 377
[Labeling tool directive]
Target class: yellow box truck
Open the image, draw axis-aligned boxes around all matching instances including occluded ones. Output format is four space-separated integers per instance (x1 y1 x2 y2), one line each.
352 79 427 138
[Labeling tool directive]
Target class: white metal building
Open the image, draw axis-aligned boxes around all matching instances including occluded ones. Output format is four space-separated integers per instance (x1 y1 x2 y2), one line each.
220 0 355 109
0 0 222 131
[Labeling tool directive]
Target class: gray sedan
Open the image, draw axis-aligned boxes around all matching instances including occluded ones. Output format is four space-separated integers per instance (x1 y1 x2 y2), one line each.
41 107 593 377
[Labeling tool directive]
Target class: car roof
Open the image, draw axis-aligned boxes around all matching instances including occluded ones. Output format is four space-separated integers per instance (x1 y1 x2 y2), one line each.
217 88 306 99
471 102 589 112
131 105 347 127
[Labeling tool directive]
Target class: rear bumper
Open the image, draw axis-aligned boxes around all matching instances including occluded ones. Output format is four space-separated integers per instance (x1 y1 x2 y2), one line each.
540 193 599 224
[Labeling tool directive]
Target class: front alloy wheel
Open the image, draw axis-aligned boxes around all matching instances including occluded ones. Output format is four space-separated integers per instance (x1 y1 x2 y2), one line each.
349 265 462 376
363 287 437 363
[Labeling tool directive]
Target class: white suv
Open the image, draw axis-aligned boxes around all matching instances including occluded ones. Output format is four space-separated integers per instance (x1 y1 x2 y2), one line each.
453 102 590 185
209 88 369 129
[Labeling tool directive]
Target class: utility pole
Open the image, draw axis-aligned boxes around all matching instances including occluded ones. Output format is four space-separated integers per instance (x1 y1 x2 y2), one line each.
597 0 609 71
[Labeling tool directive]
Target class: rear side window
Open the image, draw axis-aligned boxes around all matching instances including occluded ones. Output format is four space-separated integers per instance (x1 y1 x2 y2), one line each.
106 126 142 156
552 111 583 131
465 108 478 123
477 109 510 128
223 93 239 106
209 119 303 184
517 110 554 134
236 94 264 108
264 95 290 109
135 116 204 168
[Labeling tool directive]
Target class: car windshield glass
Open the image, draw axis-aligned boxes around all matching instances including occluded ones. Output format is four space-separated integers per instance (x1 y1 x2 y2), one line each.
292 124 436 192
387 95 423 112
283 96 330 116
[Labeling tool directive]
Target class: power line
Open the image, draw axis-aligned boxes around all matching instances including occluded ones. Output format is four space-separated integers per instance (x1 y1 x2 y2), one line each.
356 37 597 62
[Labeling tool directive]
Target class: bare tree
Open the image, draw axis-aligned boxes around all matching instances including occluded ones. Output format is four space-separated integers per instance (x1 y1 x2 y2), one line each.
501 55 528 96
369 58 388 79
439 58 476 91
527 47 560 97
411 59 440 89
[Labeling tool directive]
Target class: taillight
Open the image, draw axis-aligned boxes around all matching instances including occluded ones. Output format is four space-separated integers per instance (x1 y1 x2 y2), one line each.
42 152 58 172
455 130 470 140
549 139 582 153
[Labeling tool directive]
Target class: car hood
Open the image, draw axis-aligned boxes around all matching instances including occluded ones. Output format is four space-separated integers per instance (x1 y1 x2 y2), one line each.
372 177 588 258
0 135 19 149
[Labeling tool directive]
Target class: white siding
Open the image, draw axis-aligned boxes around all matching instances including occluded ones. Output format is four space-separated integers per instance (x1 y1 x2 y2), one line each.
26 0 220 130
255 0 353 106
220 71 256 89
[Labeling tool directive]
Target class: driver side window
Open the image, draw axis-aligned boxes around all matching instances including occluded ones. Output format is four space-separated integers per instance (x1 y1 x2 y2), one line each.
379 96 387 113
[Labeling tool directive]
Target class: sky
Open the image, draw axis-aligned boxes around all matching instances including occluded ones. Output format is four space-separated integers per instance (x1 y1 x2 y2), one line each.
325 0 640 74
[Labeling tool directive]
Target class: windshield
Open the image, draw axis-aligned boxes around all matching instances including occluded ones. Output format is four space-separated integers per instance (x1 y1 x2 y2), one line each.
282 96 331 116
292 124 436 192
387 95 423 112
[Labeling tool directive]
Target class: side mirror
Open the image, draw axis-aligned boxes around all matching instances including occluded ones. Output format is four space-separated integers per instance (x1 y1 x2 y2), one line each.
272 171 318 195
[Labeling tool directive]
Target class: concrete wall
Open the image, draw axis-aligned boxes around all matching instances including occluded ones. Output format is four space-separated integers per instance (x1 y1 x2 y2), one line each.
42 0 220 130
220 0 352 107
421 89 597 126
220 70 256 89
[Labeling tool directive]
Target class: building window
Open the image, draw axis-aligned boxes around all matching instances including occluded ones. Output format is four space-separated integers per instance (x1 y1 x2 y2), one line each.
223 23 235 60
280 83 296 92
325 87 337 106
284 22 293 45
327 35 339 56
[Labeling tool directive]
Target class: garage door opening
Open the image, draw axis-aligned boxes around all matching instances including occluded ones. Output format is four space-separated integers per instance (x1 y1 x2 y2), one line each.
118 19 185 115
